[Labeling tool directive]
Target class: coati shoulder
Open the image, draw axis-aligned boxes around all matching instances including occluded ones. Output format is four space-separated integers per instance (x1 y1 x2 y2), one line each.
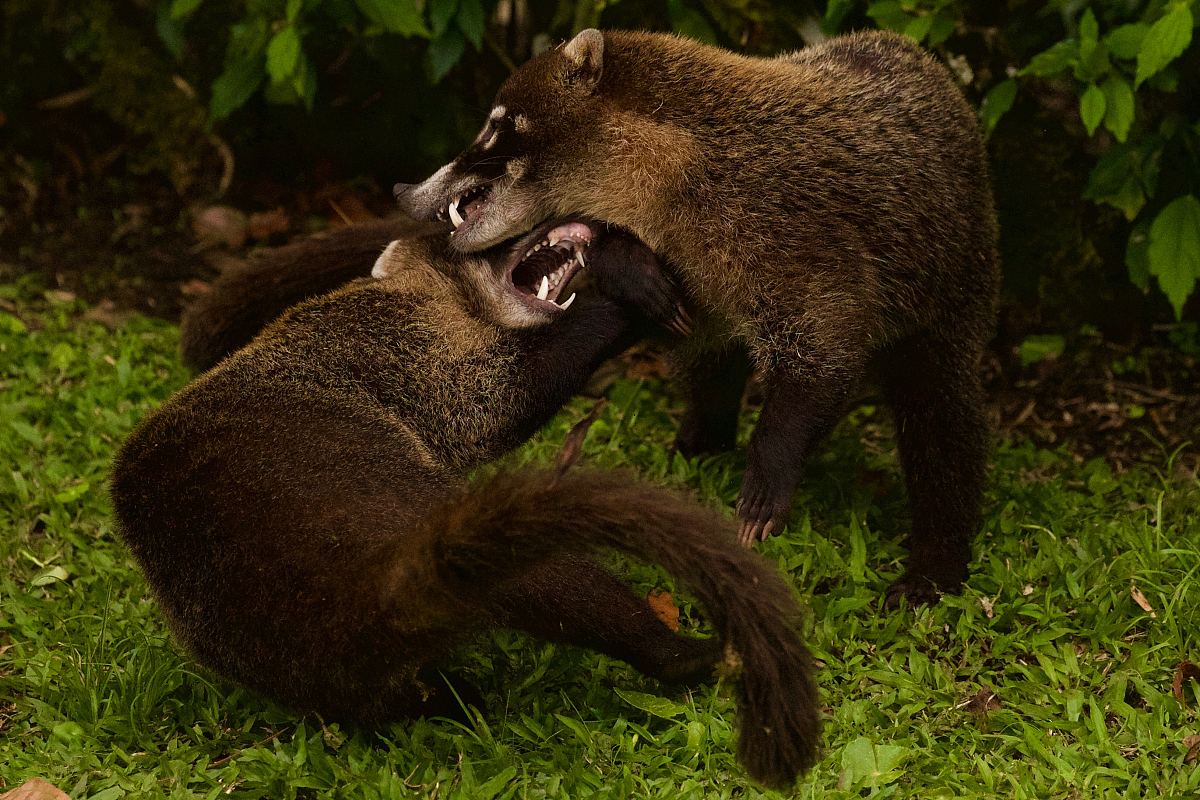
395 29 999 605
111 219 820 787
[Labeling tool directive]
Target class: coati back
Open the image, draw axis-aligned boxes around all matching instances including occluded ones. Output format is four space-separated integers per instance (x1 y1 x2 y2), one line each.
396 29 1000 605
180 218 414 372
111 221 820 787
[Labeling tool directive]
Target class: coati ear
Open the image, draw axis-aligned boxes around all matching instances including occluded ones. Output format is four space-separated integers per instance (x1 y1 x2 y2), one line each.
562 28 604 91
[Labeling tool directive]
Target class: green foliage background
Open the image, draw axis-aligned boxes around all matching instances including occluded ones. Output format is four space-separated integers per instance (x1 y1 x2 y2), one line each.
2 0 1198 328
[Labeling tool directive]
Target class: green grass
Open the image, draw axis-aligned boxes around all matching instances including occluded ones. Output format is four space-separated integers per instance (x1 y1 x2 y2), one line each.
2 283 1198 799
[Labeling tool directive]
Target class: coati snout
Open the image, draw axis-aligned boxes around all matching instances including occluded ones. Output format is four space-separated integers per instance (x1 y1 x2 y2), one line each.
394 32 609 253
374 215 688 334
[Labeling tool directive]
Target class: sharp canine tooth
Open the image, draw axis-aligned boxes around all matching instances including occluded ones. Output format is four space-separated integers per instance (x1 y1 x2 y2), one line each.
576 251 586 269
558 292 576 310
448 200 464 227
537 276 550 301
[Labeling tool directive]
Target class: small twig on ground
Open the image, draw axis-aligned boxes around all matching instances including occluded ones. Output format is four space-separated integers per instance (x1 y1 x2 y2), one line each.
208 727 288 768
37 86 96 110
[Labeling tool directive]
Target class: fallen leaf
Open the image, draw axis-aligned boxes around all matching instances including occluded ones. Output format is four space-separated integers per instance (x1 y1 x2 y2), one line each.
554 400 606 477
838 736 909 790
192 205 248 249
248 207 290 241
81 299 131 330
1173 661 1200 702
978 595 994 619
1130 584 1157 618
614 688 686 719
325 193 379 225
646 590 681 632
961 686 1001 716
0 778 71 800
1022 584 1035 596
180 279 212 297
1185 734 1200 764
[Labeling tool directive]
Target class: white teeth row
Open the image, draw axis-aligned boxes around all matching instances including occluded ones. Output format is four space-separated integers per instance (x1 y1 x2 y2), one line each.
536 275 576 310
523 236 584 260
532 247 585 310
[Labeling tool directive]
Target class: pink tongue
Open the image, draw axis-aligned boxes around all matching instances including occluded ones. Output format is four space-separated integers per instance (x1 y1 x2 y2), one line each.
463 196 486 220
545 221 593 244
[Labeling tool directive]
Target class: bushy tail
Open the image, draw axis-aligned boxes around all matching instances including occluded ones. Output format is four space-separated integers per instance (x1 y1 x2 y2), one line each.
427 468 821 788
180 218 413 372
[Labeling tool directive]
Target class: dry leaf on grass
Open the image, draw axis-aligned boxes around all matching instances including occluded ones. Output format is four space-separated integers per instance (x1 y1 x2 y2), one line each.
81 299 132 330
1184 734 1200 764
325 194 379 225
248 207 290 241
0 779 71 800
1172 661 1200 702
554 400 606 477
1130 585 1157 618
180 279 212 298
959 686 1001 716
978 595 994 619
646 591 680 632
192 205 248 249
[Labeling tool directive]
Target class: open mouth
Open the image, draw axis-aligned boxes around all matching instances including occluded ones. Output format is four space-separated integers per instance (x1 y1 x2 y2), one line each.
504 220 593 312
440 183 493 231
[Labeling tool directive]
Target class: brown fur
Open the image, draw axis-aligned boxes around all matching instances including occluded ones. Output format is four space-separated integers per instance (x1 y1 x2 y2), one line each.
397 29 1000 604
180 218 418 372
111 225 820 787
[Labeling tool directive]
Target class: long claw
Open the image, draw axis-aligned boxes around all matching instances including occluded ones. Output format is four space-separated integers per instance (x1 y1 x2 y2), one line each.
737 520 761 548
677 303 693 328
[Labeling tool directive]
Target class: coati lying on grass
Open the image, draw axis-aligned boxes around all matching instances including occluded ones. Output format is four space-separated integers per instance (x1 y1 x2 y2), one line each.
394 29 1000 606
111 220 820 786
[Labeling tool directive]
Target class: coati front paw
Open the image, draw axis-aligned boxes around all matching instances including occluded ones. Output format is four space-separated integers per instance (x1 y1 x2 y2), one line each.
735 469 793 547
588 229 692 336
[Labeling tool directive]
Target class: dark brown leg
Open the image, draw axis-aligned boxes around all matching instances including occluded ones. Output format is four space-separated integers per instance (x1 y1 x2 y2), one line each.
346 668 485 724
736 367 853 546
878 332 988 607
494 555 720 685
674 344 752 458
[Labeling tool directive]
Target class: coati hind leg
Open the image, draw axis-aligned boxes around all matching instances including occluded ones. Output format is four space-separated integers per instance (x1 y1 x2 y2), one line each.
877 330 988 607
673 343 752 458
494 554 721 685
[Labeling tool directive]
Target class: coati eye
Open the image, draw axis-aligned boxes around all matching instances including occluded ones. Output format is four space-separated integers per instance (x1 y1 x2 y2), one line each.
473 105 512 150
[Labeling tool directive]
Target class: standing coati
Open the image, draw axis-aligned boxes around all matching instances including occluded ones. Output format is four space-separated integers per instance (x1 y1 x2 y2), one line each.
393 29 1000 605
111 219 820 787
